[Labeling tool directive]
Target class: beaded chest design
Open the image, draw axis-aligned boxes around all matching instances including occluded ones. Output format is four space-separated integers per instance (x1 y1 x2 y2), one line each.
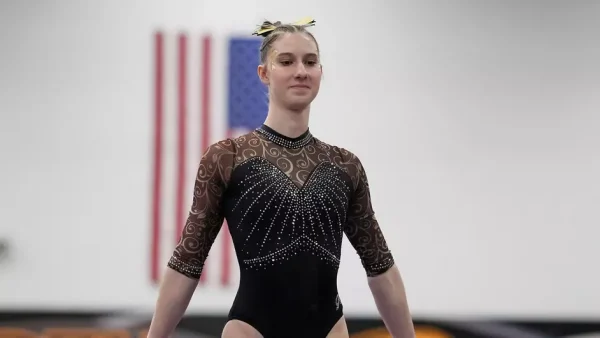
224 156 354 271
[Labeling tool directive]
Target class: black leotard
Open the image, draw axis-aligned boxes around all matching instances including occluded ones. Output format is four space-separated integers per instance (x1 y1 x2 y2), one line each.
167 124 395 338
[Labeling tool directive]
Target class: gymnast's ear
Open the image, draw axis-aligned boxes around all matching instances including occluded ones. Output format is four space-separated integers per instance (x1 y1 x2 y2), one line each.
257 63 269 85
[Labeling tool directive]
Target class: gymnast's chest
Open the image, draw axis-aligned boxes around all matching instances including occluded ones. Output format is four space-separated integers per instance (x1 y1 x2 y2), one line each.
222 157 354 231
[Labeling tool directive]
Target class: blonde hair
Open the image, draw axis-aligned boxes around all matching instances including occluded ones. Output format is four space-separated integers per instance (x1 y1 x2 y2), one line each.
252 19 320 64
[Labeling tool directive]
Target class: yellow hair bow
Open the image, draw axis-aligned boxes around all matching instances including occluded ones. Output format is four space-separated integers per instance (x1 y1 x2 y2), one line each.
252 17 316 37
294 17 316 27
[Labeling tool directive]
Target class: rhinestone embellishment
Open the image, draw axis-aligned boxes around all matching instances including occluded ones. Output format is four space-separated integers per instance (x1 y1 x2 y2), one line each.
230 157 352 271
255 125 314 149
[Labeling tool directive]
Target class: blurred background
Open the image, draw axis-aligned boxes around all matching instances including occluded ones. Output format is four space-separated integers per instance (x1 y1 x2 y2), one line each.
1 0 599 337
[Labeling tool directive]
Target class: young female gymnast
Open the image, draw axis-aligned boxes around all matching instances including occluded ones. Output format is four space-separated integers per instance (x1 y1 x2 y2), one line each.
147 17 416 338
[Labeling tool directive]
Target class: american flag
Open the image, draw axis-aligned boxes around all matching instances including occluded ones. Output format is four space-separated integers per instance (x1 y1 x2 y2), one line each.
150 30 267 287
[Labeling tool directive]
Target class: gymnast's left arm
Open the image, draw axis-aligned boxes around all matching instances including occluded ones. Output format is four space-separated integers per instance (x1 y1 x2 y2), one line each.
343 155 416 338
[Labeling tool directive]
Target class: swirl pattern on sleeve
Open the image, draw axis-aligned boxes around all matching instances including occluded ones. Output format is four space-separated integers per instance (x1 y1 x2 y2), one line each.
338 149 395 277
167 140 235 279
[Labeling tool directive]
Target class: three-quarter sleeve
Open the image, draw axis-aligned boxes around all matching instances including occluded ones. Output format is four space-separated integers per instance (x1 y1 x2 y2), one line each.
342 153 395 277
167 140 235 279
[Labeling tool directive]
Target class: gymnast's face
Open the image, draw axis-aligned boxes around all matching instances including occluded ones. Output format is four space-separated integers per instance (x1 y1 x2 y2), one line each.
258 32 322 111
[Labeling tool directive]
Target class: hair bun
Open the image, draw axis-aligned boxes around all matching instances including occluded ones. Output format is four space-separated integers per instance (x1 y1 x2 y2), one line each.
252 17 316 37
253 20 279 37
260 20 274 27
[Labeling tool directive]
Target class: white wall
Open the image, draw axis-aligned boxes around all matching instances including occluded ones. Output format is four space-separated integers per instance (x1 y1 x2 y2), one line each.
0 0 599 320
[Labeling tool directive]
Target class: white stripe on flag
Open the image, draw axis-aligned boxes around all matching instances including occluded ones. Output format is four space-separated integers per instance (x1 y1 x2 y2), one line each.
158 31 178 281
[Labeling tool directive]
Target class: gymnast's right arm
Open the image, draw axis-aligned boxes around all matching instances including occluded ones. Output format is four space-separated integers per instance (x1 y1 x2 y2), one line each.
147 141 233 338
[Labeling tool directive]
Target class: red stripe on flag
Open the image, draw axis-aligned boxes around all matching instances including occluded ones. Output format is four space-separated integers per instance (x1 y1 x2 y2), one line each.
175 33 188 242
201 35 211 155
151 31 164 284
199 35 211 285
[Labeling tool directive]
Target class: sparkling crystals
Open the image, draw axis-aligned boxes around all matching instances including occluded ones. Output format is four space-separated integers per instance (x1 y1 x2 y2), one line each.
167 256 203 279
229 157 352 272
365 256 396 277
255 125 314 149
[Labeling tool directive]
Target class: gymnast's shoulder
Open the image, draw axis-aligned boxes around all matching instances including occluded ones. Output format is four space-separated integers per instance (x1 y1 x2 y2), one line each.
313 136 362 165
200 130 262 164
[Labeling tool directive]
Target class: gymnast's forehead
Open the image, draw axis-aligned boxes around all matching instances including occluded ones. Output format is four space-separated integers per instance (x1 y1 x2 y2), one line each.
270 33 319 57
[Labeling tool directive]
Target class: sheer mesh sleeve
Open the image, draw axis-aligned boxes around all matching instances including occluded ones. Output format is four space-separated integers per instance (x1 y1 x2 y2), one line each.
342 151 395 277
167 140 235 279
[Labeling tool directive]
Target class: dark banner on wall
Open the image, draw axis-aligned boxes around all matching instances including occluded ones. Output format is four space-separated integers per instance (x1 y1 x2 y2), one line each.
1 312 600 337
